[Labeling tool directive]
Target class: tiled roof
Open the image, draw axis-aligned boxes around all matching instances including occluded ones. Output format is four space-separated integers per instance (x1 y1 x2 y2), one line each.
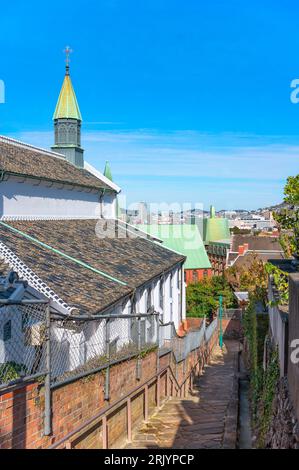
231 235 282 252
233 251 284 269
0 219 185 315
0 137 112 191
0 259 9 277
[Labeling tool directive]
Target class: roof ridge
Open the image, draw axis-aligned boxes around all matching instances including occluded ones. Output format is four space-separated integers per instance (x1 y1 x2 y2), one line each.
1 215 104 221
0 135 66 160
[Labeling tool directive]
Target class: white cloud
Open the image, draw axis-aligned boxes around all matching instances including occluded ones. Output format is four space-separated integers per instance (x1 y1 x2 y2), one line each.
9 128 296 208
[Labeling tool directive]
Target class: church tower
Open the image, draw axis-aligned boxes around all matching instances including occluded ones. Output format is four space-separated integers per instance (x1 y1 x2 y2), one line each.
52 47 84 167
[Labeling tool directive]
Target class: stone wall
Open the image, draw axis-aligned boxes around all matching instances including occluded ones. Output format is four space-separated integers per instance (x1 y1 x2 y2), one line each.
265 377 299 449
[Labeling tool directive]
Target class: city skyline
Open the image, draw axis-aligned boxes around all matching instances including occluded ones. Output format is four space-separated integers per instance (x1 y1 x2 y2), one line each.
1 1 299 209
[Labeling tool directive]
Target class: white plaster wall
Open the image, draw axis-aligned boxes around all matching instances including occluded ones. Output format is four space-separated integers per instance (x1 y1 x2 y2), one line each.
141 266 184 330
0 178 116 219
0 264 185 379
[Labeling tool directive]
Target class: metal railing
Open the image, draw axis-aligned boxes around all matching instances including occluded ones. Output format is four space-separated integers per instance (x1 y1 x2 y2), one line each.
49 312 159 387
0 299 51 434
218 308 243 319
0 298 219 439
159 317 218 363
0 299 50 390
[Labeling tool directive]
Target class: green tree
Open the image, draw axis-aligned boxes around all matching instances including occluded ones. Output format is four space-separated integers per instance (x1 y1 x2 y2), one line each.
230 226 251 235
186 276 236 318
225 253 268 305
274 174 299 256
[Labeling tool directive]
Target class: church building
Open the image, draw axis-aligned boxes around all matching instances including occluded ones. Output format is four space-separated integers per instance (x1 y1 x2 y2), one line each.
0 56 186 379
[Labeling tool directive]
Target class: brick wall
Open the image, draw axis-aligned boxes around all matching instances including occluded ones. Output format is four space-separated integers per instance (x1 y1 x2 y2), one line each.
185 269 212 285
0 331 219 449
222 318 243 340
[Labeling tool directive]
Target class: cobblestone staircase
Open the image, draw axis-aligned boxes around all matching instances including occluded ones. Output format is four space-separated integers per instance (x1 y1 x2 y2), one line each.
125 340 240 449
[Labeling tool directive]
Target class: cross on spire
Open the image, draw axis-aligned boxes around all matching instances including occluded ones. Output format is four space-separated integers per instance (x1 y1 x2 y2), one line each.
64 45 73 74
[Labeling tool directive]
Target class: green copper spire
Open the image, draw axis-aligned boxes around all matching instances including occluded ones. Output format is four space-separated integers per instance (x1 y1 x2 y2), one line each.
53 72 82 120
103 161 113 181
52 47 84 168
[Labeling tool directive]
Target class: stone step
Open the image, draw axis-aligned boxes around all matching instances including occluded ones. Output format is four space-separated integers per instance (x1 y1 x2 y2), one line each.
124 340 240 450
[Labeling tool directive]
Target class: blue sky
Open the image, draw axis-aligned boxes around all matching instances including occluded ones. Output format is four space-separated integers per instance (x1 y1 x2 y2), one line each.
0 0 299 210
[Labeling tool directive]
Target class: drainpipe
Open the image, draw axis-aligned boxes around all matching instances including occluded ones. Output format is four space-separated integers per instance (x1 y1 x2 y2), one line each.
44 304 52 436
104 318 110 401
180 264 184 325
0 170 6 182
136 316 142 380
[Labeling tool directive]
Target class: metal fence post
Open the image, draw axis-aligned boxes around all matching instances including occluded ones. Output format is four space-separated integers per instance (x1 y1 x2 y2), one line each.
104 318 110 401
156 314 160 373
44 303 52 436
136 315 141 380
219 295 223 348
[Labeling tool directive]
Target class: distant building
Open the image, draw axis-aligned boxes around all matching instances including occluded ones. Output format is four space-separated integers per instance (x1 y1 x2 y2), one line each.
136 224 212 285
227 234 284 268
203 206 231 276
229 218 277 231
203 206 230 242
137 202 148 224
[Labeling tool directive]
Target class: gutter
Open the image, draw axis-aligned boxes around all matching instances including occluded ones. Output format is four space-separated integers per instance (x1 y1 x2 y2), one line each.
0 169 115 194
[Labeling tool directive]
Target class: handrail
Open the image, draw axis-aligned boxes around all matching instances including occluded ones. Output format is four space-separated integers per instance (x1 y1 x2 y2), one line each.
48 321 218 449
48 366 169 449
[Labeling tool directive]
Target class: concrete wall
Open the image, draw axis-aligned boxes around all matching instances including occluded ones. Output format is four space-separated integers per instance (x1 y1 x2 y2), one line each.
268 280 289 378
288 273 299 423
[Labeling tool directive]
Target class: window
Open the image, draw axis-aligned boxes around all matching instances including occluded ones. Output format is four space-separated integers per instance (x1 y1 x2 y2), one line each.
159 281 164 310
203 270 208 278
192 270 198 282
170 273 173 298
170 301 173 322
69 125 76 144
58 124 66 143
146 287 152 312
3 320 11 341
79 340 86 366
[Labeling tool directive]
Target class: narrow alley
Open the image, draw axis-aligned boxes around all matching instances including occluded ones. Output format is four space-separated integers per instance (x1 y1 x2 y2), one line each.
125 340 241 449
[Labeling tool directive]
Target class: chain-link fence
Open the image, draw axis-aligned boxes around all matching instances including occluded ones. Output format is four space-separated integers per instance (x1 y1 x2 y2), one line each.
50 312 159 386
1 297 219 438
220 308 243 319
159 317 217 363
0 300 219 389
204 318 218 343
0 300 49 390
